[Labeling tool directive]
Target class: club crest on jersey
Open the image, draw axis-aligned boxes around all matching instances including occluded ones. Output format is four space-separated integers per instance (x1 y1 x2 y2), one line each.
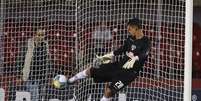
131 45 136 50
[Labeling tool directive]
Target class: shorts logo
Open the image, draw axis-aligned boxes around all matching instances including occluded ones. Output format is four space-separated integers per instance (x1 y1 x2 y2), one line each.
131 45 136 51
114 80 124 89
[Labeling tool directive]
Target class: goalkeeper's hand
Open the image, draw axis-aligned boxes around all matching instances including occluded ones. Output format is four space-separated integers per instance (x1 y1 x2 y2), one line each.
123 56 139 69
96 52 114 64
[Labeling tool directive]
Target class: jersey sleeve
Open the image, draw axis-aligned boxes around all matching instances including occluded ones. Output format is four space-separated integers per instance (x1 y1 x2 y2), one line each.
137 38 151 61
113 39 128 55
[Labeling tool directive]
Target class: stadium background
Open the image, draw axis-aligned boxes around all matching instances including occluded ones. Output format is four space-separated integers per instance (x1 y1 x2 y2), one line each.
192 0 201 101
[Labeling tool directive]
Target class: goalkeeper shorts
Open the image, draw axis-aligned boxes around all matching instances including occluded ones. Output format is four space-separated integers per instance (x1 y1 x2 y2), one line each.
90 62 139 92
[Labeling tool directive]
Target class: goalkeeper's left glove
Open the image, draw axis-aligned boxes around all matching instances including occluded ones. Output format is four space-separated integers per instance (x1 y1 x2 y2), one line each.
123 56 139 69
96 52 114 64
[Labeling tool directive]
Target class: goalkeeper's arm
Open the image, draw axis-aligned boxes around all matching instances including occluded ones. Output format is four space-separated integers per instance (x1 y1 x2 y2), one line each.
96 52 114 64
96 39 128 64
123 38 151 69
96 38 129 64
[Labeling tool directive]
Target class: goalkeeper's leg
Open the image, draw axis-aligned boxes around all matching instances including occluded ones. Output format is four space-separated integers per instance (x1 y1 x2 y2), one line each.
68 68 91 83
100 83 112 101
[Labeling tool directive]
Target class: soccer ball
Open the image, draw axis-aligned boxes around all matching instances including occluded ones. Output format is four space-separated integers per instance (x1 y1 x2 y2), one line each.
52 75 67 89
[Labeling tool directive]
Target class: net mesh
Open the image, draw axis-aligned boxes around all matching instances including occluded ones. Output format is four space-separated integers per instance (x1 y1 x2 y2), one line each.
0 0 186 101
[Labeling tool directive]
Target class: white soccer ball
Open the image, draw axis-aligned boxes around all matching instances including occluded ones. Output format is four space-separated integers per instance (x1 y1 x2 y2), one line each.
52 75 67 89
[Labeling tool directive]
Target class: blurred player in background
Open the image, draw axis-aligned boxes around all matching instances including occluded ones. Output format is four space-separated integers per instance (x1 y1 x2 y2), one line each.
16 29 50 101
92 21 113 54
67 18 151 101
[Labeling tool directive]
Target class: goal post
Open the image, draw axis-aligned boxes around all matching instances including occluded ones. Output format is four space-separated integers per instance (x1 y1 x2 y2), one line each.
184 0 193 100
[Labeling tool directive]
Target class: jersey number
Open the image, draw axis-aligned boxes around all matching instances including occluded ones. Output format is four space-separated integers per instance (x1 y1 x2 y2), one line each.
114 80 124 89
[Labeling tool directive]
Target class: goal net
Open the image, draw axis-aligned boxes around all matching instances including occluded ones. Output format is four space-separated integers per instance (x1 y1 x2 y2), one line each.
0 0 191 101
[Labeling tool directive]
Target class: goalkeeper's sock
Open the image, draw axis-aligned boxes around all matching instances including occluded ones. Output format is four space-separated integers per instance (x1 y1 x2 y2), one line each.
68 69 88 83
100 96 111 101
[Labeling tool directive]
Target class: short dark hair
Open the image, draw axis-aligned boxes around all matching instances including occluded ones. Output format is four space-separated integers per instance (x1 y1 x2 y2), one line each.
127 18 142 29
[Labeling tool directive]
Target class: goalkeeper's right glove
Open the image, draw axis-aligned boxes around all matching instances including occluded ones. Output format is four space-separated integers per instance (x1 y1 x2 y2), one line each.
122 56 139 69
96 52 114 64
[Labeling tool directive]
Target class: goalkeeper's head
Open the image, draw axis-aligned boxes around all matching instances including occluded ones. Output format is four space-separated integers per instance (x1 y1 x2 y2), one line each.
127 18 143 38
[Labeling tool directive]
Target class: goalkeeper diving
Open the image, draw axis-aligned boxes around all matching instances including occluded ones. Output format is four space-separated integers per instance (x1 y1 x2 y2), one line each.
64 18 151 101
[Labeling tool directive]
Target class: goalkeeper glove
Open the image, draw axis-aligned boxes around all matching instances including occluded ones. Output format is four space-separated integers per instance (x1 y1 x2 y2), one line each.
123 56 139 69
96 52 114 64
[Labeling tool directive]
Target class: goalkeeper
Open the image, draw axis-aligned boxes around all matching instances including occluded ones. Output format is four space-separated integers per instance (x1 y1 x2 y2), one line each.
67 18 151 101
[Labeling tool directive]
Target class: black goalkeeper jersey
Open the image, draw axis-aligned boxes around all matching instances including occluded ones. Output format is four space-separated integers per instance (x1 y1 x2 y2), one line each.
113 35 151 71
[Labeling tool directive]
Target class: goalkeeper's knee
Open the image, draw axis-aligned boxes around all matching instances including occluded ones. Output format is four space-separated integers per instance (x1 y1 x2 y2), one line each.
104 87 116 97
